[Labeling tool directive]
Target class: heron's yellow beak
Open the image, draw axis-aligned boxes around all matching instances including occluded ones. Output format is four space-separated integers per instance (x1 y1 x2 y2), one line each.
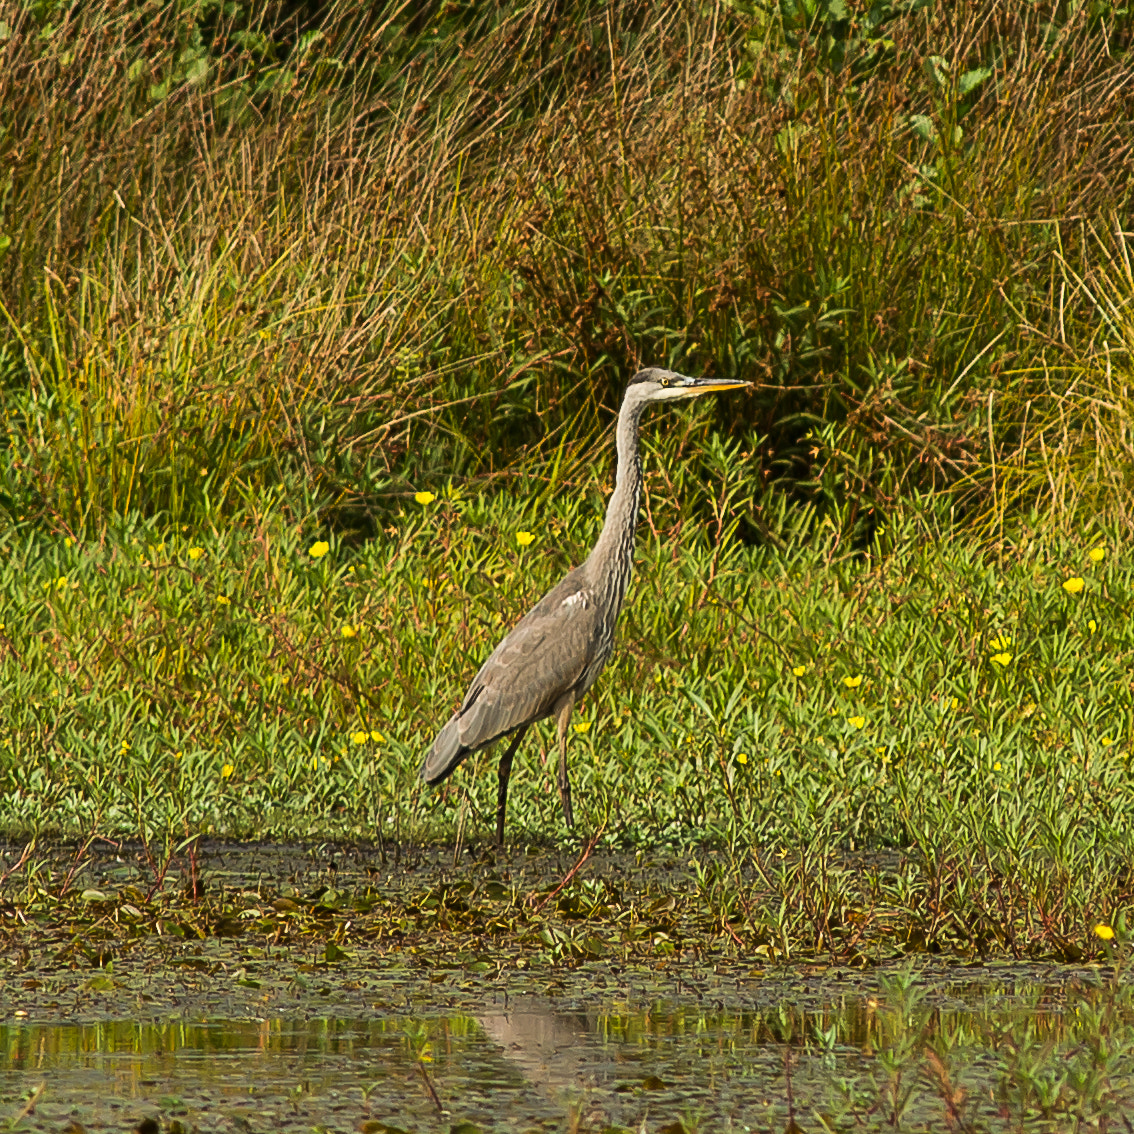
690 378 751 393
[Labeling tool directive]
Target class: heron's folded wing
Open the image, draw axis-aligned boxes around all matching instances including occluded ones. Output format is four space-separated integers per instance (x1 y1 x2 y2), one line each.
455 582 600 751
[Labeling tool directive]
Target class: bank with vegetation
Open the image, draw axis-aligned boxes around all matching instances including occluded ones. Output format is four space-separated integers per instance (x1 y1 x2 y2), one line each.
0 1 1132 957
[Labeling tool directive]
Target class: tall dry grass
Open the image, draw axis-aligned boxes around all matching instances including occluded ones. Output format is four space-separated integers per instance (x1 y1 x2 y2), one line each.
0 0 1130 536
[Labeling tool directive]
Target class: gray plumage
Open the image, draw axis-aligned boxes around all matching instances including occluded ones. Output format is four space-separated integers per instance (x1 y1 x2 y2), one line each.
420 367 749 845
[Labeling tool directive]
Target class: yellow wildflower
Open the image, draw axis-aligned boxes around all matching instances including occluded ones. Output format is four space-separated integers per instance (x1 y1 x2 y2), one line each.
1063 577 1085 594
993 761 1002 771
1088 619 1098 634
1094 924 1115 941
991 652 1012 666
573 721 591 735
848 716 865 729
516 531 535 547
414 492 436 505
843 675 863 689
1101 737 1114 747
736 753 748 765
216 595 230 606
308 541 330 558
341 624 358 638
792 665 807 677
351 731 368 745
1089 546 1106 563
989 634 1011 650
370 730 385 743
187 547 205 561
220 764 234 779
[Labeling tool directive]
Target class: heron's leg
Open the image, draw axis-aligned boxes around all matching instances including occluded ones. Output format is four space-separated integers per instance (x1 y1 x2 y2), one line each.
554 692 577 829
496 725 528 848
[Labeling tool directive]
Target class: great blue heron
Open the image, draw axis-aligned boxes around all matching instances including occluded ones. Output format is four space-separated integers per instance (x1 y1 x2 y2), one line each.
419 368 750 845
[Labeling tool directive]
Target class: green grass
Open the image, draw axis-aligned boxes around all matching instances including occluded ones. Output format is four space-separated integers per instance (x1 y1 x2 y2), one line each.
3 496 1127 851
0 484 1130 957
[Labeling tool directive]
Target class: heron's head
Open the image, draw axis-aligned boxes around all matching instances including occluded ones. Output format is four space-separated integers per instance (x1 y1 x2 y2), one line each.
627 368 750 405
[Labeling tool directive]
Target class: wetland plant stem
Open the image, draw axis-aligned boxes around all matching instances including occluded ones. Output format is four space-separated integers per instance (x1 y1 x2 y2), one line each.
452 795 469 867
59 830 112 897
418 1060 443 1113
723 920 744 948
783 1046 802 1134
0 840 35 886
529 818 607 912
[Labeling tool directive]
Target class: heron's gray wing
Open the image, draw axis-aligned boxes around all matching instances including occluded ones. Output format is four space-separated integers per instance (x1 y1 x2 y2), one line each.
418 571 600 785
455 572 601 751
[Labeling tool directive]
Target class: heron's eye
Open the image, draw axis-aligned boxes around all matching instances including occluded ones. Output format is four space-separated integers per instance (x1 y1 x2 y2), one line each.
660 377 670 387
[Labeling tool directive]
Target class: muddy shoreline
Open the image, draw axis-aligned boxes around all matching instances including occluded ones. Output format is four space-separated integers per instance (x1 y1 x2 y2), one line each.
2 841 1128 1133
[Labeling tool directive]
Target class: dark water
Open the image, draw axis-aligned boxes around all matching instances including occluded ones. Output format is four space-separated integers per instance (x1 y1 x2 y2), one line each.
2 843 1130 1131
2 978 1125 1133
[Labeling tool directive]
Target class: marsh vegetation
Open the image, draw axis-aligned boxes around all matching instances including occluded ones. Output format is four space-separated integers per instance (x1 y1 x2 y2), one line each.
1 1 1133 1125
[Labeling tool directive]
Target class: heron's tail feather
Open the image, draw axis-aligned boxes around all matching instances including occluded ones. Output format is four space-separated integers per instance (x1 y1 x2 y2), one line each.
419 714 468 784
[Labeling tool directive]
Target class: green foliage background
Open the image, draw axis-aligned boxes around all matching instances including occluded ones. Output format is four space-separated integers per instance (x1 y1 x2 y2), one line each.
1 0 1134 947
0 0 1130 540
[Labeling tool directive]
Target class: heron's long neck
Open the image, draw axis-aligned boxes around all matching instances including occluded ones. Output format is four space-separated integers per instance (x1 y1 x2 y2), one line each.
584 395 645 611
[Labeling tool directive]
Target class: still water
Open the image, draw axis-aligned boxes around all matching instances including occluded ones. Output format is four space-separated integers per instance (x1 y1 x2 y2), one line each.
1 977 1124 1133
